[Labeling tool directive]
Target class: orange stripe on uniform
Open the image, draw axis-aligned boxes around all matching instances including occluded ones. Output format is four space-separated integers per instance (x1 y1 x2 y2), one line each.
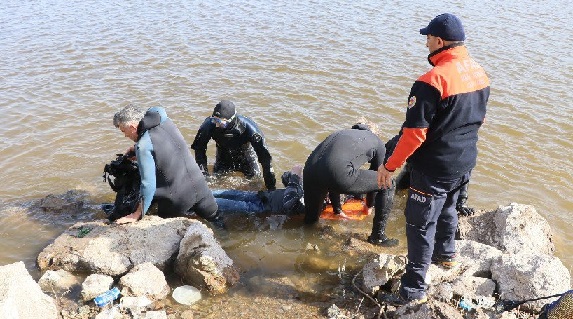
409 187 432 197
419 46 490 99
385 127 428 172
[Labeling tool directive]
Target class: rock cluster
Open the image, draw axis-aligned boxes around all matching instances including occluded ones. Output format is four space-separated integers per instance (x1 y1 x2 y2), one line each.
1 203 570 319
1 216 239 318
359 203 571 318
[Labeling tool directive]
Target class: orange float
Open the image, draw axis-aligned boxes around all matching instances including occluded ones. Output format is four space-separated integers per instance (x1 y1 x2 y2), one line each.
320 198 370 220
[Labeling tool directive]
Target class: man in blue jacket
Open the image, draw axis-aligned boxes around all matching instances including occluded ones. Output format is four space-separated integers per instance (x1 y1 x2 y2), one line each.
191 100 277 190
113 104 219 224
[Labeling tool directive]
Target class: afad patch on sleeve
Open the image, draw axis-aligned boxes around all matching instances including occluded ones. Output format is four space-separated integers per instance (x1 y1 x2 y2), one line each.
407 96 416 108
321 198 370 220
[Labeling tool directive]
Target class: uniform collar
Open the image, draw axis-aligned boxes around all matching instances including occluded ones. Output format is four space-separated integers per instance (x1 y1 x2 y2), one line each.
427 43 467 66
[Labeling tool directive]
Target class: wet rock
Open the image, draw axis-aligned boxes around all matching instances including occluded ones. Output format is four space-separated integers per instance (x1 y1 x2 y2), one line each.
491 252 570 311
119 262 170 300
0 261 58 319
38 269 82 295
37 216 193 276
174 221 240 294
297 254 334 272
81 273 114 301
35 190 88 214
362 253 407 294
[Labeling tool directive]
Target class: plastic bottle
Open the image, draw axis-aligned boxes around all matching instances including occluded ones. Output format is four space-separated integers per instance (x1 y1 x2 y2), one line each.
94 287 120 307
458 298 474 311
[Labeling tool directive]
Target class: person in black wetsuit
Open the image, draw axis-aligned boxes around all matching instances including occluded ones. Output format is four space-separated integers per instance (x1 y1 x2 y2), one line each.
191 100 277 190
303 123 399 247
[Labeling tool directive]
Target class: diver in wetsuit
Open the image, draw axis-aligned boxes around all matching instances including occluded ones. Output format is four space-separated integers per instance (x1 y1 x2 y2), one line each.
303 123 398 247
191 100 277 190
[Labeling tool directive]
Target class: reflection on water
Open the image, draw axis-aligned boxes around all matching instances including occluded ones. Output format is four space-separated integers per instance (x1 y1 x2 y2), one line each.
1 0 573 314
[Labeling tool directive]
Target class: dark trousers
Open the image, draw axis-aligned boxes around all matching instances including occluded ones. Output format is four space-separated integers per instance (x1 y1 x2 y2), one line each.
304 167 383 223
400 169 470 300
212 190 265 214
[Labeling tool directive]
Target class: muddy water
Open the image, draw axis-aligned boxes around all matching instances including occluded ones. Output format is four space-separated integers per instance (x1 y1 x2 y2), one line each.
1 0 572 315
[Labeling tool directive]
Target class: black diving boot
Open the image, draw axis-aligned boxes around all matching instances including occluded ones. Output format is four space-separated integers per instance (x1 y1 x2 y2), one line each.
367 185 399 247
328 192 345 215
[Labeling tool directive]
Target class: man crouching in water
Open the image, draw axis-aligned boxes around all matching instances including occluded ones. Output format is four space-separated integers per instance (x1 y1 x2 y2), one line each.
113 104 220 224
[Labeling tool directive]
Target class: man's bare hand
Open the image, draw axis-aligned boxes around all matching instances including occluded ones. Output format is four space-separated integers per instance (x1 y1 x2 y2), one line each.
290 165 303 177
377 164 394 189
116 204 142 224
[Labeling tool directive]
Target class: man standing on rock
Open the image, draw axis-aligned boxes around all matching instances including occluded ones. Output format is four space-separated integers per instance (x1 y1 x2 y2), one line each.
113 104 221 225
377 13 490 305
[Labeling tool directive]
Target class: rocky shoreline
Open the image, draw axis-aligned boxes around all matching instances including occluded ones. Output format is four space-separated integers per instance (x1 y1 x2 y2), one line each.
0 203 570 319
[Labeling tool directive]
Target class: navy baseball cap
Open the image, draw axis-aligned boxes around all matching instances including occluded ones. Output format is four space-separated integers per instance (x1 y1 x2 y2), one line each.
212 100 236 119
420 13 466 41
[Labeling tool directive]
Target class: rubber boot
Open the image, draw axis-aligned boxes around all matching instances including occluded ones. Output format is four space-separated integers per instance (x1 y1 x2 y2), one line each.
329 192 344 215
367 183 399 247
365 192 375 209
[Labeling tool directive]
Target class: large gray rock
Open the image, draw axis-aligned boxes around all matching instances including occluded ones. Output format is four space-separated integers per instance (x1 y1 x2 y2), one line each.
0 261 58 319
37 216 193 276
459 203 554 255
455 240 503 277
450 276 496 300
175 221 240 294
491 253 570 311
119 262 170 301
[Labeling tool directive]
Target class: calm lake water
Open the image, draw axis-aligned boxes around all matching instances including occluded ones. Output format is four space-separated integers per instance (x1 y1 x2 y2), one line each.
1 0 572 314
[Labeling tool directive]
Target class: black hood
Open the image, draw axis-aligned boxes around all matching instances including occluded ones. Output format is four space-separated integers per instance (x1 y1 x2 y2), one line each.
137 110 162 139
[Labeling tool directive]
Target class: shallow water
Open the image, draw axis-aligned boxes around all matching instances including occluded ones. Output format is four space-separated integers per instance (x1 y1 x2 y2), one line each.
1 0 572 314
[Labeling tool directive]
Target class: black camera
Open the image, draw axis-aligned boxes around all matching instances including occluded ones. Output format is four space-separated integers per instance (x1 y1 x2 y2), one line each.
102 153 141 221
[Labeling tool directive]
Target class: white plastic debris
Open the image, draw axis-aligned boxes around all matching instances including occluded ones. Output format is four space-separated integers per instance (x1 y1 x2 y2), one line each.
172 285 202 305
